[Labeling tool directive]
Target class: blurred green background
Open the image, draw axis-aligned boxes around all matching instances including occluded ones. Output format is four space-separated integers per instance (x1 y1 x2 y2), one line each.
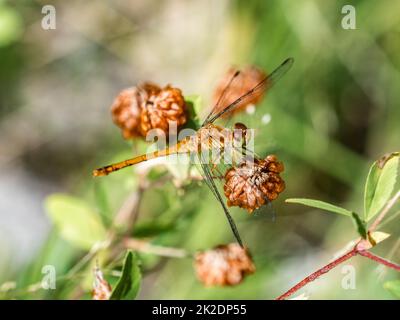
0 0 399 299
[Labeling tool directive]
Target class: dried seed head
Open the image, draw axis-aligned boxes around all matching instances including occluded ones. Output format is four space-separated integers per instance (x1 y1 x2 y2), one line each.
139 85 187 136
111 83 156 139
212 66 266 116
92 266 112 300
194 243 255 286
224 155 285 213
111 83 187 139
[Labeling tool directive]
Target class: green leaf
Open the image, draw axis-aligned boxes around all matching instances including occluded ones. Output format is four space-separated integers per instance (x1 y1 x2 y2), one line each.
384 280 400 298
185 95 202 116
285 198 352 216
45 194 107 250
110 251 141 300
364 152 399 221
185 95 202 129
0 6 23 47
351 212 367 239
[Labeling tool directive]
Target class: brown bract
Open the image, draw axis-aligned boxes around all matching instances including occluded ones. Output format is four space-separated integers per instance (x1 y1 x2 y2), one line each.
224 155 285 213
111 83 187 139
212 66 266 116
194 243 255 286
92 267 112 300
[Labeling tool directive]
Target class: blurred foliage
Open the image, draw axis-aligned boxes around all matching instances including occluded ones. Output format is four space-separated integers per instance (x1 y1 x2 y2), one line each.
384 280 400 298
0 0 399 300
45 194 107 250
0 3 23 47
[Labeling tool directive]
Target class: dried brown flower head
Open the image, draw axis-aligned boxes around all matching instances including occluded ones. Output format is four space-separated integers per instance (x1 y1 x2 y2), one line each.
111 83 187 139
92 266 112 300
194 243 255 286
212 66 266 116
224 155 285 213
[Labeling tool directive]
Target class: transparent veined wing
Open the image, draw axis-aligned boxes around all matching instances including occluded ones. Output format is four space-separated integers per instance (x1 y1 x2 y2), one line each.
201 69 241 126
202 57 294 126
192 150 244 247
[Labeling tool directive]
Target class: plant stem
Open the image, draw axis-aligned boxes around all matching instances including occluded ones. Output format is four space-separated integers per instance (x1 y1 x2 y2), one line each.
369 189 400 232
276 188 400 300
113 184 145 231
66 242 108 278
275 245 400 300
275 248 358 300
358 250 400 271
123 238 190 258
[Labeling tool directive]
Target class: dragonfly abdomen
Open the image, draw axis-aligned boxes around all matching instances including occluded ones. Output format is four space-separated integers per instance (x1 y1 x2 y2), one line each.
92 138 195 177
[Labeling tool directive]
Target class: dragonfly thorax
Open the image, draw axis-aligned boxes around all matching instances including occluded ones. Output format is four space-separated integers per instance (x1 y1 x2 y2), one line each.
190 123 246 152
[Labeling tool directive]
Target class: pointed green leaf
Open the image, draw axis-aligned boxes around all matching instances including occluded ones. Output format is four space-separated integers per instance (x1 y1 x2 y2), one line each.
45 194 107 250
110 251 141 300
286 198 352 216
185 95 202 116
185 95 202 129
384 280 400 298
351 212 367 239
364 152 399 221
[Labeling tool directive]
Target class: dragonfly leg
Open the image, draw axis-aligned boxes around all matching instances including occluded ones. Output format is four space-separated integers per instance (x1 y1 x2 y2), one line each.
210 152 223 175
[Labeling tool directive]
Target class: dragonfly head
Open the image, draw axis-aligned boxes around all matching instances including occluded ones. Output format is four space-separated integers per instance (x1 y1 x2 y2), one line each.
233 122 248 146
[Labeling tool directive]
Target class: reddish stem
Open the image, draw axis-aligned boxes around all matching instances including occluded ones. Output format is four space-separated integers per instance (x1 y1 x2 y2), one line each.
276 188 400 300
275 246 400 300
358 250 400 271
275 248 358 300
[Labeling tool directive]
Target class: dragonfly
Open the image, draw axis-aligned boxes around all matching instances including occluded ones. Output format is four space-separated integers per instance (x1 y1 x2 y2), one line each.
93 58 294 247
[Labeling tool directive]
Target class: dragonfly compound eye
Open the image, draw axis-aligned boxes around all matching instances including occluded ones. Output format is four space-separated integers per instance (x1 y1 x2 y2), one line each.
233 122 248 143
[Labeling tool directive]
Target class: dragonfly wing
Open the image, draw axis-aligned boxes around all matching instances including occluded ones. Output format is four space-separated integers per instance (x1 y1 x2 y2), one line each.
202 57 294 126
197 153 244 247
202 69 241 126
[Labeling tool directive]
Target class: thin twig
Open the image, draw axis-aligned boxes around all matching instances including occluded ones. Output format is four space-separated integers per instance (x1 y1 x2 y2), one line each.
358 250 400 271
378 210 400 229
113 184 145 231
276 188 400 300
369 190 400 232
276 244 400 300
377 238 400 281
275 248 358 300
66 241 109 278
123 238 191 258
